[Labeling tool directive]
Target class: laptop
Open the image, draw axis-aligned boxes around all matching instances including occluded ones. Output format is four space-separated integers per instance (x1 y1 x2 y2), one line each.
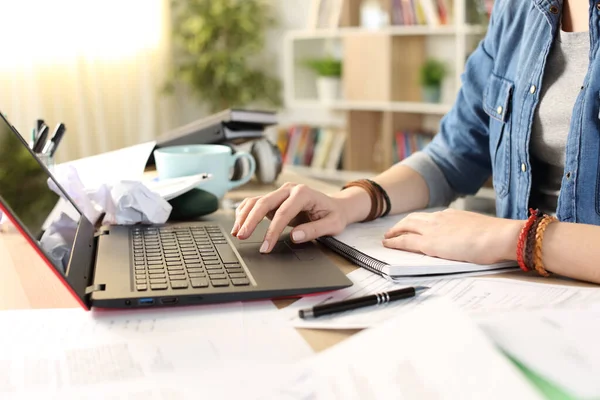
0 113 352 310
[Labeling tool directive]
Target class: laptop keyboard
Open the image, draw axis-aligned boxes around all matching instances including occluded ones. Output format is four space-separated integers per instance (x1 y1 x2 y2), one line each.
131 225 251 291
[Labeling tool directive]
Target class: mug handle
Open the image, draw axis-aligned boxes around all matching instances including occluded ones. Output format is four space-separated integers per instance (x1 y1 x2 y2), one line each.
228 151 256 190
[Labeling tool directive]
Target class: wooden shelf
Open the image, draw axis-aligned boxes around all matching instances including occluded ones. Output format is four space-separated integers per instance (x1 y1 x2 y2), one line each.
289 100 452 115
287 24 486 40
286 165 374 184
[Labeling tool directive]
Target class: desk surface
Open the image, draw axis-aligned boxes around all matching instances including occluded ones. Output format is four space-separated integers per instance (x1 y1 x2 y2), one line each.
0 169 592 353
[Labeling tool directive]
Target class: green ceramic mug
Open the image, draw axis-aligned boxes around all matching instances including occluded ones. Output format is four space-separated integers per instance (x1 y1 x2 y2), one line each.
153 144 256 199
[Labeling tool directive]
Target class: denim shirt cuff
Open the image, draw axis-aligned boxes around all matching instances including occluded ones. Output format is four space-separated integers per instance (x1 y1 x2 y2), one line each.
399 152 458 207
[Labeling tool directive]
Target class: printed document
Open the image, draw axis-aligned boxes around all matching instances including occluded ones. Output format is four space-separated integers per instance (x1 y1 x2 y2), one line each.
254 299 542 400
0 301 312 399
284 268 600 329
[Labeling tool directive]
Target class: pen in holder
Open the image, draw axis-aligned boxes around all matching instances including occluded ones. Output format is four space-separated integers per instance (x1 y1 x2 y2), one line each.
36 152 55 172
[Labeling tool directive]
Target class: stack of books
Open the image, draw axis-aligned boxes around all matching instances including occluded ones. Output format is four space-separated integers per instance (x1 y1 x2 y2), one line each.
393 131 433 163
391 0 454 26
275 126 347 171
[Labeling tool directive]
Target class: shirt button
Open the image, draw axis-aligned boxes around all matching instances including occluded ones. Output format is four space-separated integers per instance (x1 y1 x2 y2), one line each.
521 163 527 172
497 106 503 114
596 2 600 11
550 5 559 13
529 85 536 94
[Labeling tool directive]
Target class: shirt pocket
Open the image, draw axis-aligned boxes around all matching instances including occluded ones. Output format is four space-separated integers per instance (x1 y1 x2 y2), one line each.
483 74 514 198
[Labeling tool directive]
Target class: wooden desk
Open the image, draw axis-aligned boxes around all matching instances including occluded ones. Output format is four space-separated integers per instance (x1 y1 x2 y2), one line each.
0 169 592 353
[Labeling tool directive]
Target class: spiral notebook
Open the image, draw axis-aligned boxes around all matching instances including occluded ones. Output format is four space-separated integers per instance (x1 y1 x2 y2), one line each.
317 209 518 282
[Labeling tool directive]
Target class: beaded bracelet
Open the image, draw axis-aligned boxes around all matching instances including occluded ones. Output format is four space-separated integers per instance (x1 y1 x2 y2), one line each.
532 215 558 277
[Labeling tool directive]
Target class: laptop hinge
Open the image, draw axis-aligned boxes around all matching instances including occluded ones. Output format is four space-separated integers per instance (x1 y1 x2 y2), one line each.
94 226 110 238
86 284 106 294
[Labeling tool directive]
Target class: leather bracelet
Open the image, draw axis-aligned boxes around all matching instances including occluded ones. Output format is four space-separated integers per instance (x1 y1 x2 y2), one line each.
342 180 381 222
533 215 557 277
517 208 539 272
367 179 391 218
524 213 544 272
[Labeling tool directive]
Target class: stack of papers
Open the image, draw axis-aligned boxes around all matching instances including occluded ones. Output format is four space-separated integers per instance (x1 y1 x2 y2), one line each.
253 299 542 399
0 301 313 399
284 268 600 329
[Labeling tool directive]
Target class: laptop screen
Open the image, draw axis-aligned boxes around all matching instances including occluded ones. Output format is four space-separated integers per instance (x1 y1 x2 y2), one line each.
0 114 82 275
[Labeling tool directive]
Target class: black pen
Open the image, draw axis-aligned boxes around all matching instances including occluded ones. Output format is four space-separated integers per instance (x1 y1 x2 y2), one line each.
299 286 430 319
31 124 49 153
42 123 66 157
30 119 44 148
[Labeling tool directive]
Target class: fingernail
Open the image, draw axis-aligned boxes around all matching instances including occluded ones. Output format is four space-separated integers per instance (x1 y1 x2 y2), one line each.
238 226 246 239
231 222 239 236
291 230 306 242
259 240 269 253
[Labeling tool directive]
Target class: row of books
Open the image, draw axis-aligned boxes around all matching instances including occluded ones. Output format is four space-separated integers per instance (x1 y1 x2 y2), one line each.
391 0 492 26
393 131 433 163
391 0 454 26
276 126 347 170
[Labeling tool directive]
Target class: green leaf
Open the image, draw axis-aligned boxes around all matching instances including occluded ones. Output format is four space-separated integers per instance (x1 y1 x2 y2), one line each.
166 0 281 110
302 57 343 77
419 59 447 87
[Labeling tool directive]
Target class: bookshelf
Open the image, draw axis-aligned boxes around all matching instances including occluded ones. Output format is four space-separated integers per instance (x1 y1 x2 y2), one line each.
281 0 489 175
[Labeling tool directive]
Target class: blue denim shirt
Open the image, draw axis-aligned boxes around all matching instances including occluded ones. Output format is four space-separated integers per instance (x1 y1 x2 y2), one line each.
421 0 600 223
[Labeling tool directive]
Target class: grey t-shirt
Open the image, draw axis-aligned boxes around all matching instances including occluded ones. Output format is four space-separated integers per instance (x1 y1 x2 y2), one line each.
402 30 589 212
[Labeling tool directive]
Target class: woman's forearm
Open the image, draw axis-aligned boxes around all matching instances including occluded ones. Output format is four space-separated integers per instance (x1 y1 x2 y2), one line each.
536 222 600 284
332 164 430 225
499 220 600 284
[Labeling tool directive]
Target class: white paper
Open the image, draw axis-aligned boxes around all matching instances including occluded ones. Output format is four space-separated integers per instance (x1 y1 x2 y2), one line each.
46 165 172 227
478 304 600 399
254 299 542 400
142 173 211 201
0 301 313 399
56 141 156 189
285 268 600 329
107 181 172 225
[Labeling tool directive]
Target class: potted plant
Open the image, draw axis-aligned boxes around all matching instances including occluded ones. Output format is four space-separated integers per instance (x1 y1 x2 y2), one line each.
166 0 281 112
419 59 447 103
304 57 343 103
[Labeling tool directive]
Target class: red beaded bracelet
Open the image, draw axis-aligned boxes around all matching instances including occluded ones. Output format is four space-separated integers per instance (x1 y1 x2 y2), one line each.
516 208 539 272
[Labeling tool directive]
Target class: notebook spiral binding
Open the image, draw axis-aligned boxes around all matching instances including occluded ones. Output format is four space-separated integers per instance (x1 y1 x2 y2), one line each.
317 236 388 277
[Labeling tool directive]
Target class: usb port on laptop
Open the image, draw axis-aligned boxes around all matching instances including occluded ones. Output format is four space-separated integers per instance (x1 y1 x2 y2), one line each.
138 298 154 306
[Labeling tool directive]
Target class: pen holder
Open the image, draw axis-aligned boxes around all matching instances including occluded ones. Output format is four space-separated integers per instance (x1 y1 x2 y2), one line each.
36 153 55 172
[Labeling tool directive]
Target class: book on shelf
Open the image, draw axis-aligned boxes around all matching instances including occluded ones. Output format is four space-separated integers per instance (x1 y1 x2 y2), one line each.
393 130 432 163
276 125 347 171
391 0 453 26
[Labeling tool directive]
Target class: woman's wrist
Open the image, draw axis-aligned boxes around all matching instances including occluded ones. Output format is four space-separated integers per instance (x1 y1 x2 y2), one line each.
331 186 371 225
499 218 526 262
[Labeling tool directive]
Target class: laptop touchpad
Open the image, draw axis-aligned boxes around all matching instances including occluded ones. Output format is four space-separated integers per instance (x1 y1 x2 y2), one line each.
237 241 314 261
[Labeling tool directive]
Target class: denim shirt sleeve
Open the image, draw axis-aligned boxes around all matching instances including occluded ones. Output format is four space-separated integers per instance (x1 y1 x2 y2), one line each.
420 1 506 196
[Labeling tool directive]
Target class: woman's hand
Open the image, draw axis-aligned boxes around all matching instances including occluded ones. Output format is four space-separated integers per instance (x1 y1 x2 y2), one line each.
232 182 349 253
382 209 523 265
